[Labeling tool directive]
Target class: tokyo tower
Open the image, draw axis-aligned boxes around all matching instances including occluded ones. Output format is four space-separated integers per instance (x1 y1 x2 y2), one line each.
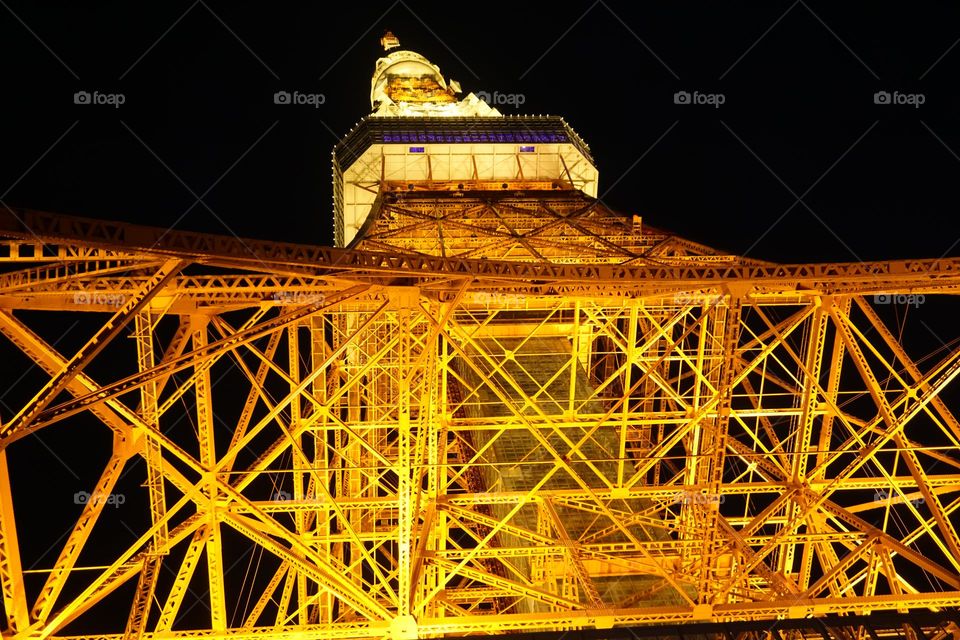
1 33 959 640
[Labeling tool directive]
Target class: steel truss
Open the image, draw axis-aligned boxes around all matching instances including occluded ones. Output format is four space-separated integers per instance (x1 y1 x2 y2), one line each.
0 197 958 640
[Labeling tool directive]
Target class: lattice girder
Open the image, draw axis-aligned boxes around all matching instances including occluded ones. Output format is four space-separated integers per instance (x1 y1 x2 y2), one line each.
0 210 957 639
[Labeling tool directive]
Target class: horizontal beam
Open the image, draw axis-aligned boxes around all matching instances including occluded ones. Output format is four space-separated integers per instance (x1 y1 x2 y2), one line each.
5 207 960 292
31 595 960 640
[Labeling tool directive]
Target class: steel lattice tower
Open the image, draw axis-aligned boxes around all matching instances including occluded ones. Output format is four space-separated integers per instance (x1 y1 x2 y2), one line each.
1 34 959 640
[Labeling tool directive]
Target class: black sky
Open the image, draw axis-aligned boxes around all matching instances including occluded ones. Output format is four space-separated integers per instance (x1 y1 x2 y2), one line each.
3 1 960 262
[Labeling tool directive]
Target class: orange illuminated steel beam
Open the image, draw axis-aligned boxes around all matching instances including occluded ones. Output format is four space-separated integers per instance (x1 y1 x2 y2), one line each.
1 114 960 640
0 267 958 636
2 206 960 293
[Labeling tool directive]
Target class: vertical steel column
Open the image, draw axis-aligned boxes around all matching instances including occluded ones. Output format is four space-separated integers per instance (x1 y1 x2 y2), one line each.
192 318 227 630
0 448 28 633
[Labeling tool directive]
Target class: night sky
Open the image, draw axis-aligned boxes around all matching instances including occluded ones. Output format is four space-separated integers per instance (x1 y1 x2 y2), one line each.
4 2 960 263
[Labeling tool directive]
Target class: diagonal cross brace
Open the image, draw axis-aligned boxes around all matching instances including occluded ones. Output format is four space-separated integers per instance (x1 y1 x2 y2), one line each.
0 259 184 441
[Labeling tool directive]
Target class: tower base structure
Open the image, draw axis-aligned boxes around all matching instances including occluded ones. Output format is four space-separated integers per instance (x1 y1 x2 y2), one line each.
0 200 958 639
